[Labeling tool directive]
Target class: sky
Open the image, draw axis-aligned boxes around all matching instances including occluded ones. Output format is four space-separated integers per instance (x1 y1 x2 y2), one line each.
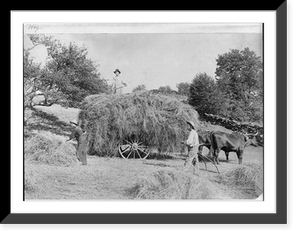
24 24 263 93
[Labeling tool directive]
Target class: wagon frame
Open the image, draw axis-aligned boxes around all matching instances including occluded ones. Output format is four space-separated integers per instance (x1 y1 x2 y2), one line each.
118 137 220 174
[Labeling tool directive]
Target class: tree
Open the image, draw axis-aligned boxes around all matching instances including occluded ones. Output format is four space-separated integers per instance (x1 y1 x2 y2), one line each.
188 73 225 118
24 50 42 108
132 84 147 92
25 36 109 107
26 34 53 51
157 85 173 94
176 82 190 96
24 34 53 108
44 41 108 106
215 48 263 122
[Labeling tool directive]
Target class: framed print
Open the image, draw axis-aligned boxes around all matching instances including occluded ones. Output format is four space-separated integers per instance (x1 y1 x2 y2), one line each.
4 2 287 224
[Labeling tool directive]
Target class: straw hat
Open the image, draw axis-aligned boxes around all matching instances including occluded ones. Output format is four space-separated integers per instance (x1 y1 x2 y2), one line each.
186 121 195 129
114 69 121 74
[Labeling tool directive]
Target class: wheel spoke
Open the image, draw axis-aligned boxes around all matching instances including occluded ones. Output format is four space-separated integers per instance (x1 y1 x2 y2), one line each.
126 149 133 159
138 148 150 159
136 149 142 159
138 145 148 149
124 139 132 145
138 148 149 155
120 146 130 154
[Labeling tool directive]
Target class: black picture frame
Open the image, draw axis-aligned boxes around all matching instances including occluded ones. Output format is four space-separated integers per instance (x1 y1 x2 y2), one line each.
4 1 287 224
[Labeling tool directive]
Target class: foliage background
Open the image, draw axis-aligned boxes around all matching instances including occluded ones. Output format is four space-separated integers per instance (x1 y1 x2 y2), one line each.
24 34 263 124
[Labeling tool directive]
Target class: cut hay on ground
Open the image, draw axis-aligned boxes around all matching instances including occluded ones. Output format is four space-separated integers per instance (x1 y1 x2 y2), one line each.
126 169 230 200
25 132 79 166
220 163 263 197
78 91 201 156
24 161 40 192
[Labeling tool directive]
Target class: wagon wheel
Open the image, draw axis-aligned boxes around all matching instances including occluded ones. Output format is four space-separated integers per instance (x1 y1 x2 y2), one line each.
119 139 151 160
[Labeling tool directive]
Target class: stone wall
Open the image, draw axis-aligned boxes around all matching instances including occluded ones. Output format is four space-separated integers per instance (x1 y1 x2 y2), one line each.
204 113 264 146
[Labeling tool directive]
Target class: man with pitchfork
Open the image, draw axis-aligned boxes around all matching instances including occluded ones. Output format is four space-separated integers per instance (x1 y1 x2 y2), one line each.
112 69 127 95
181 121 200 174
67 120 88 165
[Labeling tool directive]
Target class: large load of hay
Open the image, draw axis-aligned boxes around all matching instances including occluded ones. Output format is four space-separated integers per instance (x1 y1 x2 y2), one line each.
78 91 201 156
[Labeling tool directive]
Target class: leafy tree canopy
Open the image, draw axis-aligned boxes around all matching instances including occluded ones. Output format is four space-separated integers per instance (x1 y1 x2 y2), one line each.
187 48 263 123
215 47 263 121
188 72 225 118
132 84 147 92
24 35 108 108
216 48 262 101
176 82 190 96
157 85 173 94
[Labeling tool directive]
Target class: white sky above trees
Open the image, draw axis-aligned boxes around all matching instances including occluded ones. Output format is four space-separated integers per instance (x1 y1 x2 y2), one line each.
24 23 262 93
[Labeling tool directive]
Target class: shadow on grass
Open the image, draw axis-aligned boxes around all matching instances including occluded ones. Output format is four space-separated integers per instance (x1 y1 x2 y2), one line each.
142 162 170 168
148 152 178 160
25 108 73 138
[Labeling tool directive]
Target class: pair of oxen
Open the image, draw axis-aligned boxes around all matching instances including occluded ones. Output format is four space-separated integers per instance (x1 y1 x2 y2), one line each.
197 130 258 165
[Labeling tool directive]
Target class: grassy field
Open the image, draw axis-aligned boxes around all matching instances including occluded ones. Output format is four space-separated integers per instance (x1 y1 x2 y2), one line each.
24 104 263 200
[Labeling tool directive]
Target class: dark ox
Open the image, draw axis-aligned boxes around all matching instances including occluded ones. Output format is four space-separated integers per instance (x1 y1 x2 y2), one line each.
210 131 258 165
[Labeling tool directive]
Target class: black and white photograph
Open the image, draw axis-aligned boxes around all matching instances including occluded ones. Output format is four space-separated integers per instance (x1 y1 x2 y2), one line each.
23 23 264 201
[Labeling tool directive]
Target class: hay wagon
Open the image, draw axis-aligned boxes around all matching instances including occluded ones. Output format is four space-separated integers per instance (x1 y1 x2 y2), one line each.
78 92 221 172
79 92 202 160
118 135 220 174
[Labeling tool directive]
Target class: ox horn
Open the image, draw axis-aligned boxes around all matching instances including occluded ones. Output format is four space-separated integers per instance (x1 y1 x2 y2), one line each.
245 131 259 137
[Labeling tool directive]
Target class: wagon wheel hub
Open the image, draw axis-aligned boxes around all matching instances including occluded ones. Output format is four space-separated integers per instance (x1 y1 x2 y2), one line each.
132 142 139 151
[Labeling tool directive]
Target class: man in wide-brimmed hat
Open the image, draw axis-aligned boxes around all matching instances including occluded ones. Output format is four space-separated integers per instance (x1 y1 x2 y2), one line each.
112 69 127 95
67 120 88 165
181 121 200 174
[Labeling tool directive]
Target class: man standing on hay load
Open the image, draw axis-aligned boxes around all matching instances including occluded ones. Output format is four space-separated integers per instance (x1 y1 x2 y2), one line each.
67 120 88 165
112 69 127 95
181 121 200 174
